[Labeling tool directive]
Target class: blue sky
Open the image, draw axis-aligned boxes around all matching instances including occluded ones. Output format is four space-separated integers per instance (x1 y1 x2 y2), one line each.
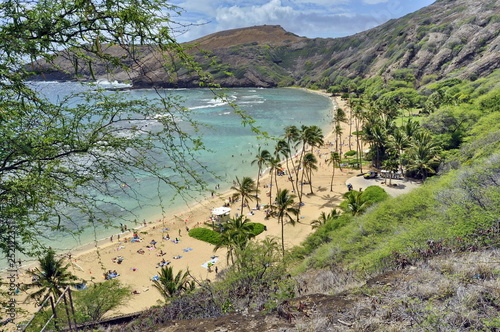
169 0 436 43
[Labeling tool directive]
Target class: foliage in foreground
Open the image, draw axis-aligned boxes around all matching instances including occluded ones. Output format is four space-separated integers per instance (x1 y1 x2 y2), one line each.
152 266 195 301
22 279 131 331
118 238 292 330
0 0 256 258
73 279 132 322
22 249 79 305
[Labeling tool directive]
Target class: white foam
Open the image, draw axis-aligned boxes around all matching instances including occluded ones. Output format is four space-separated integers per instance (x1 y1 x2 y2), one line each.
189 102 227 110
94 80 132 88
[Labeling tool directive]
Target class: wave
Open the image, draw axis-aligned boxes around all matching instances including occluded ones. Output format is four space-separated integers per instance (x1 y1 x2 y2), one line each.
94 80 133 88
189 101 228 110
238 101 265 104
28 80 62 84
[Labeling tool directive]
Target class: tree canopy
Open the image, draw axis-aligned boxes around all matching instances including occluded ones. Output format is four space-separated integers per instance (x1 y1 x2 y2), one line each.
0 0 230 256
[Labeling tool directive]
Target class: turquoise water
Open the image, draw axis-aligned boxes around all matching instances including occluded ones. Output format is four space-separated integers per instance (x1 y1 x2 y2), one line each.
3 84 334 266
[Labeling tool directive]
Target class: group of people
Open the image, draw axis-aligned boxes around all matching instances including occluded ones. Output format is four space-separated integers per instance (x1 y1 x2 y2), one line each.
104 270 119 280
157 258 170 268
112 256 124 264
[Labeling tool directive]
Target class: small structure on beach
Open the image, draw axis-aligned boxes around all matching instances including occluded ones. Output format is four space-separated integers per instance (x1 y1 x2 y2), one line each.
211 207 231 224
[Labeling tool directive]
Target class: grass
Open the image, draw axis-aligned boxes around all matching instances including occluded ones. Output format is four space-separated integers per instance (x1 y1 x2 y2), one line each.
295 150 500 274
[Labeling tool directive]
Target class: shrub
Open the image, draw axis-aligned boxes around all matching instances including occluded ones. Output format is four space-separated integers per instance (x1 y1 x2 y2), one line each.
344 150 357 157
248 222 266 236
188 227 220 245
188 223 265 245
361 185 389 204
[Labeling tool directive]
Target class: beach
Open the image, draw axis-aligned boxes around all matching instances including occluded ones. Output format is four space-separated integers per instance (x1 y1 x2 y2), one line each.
12 92 370 319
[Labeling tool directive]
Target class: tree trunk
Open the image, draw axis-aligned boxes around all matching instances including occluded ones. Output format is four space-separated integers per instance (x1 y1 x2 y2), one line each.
330 166 335 191
256 166 261 209
308 169 314 194
280 216 285 255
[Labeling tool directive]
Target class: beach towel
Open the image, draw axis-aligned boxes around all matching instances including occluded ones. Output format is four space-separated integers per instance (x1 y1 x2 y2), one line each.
201 258 219 269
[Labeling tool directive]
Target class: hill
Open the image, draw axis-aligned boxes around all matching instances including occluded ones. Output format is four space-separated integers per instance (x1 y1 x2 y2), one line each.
28 0 500 89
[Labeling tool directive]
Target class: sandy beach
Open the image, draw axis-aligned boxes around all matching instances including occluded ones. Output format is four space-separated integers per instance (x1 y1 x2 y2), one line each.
12 91 378 319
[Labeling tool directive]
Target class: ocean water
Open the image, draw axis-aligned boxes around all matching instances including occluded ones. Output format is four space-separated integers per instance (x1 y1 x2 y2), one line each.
3 83 334 267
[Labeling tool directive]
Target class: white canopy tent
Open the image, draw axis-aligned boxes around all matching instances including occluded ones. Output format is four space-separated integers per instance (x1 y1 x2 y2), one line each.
211 207 231 224
211 207 231 216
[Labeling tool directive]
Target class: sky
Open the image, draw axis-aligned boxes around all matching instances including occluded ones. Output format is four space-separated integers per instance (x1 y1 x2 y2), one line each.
168 0 436 43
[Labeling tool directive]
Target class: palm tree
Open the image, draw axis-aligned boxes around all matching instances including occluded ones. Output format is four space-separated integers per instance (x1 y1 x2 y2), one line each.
24 249 79 304
403 119 420 140
231 176 258 215
301 152 318 195
334 107 347 153
276 139 296 190
326 151 341 192
283 126 300 194
266 156 282 206
305 125 324 153
213 215 256 265
343 191 370 216
251 147 271 209
364 123 387 169
382 158 399 185
335 123 344 155
284 125 300 146
388 128 409 178
347 97 362 150
152 266 195 300
293 125 309 193
294 125 323 196
274 140 290 184
274 139 290 161
406 131 440 181
311 209 340 229
352 102 366 172
268 189 299 255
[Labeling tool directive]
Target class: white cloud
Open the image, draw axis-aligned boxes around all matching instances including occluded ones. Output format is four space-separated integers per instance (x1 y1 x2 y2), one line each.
215 0 296 30
169 0 436 42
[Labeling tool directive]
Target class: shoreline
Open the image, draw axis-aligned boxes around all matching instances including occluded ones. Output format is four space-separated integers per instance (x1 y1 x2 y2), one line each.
6 88 361 320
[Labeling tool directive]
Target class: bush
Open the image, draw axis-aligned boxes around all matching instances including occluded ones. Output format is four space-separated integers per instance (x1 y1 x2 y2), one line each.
188 223 265 245
361 185 389 204
344 150 357 157
188 227 220 245
248 222 266 236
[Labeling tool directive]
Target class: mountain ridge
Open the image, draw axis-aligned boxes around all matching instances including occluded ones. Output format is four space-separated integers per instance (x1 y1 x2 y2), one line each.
29 0 500 89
